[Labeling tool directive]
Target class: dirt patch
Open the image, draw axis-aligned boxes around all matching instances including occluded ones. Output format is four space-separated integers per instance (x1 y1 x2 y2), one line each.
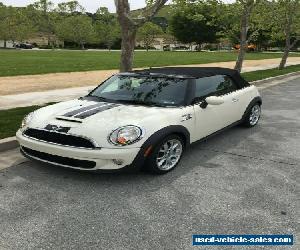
1 57 299 96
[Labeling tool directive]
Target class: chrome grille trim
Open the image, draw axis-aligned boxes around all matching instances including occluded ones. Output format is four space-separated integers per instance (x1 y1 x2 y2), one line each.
23 128 100 150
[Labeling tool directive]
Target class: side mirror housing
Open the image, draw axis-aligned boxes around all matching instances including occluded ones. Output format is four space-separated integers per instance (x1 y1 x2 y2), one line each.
206 96 224 105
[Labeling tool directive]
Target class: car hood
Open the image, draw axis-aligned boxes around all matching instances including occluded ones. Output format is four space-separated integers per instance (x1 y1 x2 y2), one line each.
27 99 182 148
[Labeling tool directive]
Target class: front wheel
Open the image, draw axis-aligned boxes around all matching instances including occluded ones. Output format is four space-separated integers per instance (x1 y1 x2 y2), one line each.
145 135 184 174
243 103 261 127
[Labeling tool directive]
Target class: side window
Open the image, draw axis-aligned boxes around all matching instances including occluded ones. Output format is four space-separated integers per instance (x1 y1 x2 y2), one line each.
195 75 237 99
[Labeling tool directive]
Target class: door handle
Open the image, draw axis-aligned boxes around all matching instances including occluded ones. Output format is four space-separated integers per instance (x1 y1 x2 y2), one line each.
232 98 239 102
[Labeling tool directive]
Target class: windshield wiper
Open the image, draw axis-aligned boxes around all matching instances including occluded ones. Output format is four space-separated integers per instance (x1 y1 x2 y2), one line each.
116 99 165 107
88 95 112 102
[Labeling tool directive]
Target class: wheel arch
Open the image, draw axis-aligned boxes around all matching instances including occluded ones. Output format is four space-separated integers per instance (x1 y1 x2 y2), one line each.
242 96 262 121
143 125 190 149
130 125 190 169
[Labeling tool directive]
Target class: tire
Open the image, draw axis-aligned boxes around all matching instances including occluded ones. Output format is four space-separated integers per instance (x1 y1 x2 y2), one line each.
243 103 261 127
145 135 184 174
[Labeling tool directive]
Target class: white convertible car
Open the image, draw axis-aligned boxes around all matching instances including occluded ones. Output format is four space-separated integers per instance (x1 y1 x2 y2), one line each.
17 67 261 174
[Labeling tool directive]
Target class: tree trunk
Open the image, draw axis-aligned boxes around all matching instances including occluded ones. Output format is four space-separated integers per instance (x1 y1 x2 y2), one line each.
81 42 85 50
234 5 251 73
4 40 6 48
278 16 292 70
115 0 168 72
234 42 247 73
197 43 201 51
279 35 290 70
120 28 136 72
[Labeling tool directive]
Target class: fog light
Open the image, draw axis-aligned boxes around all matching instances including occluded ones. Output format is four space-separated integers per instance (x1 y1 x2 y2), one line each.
112 159 124 165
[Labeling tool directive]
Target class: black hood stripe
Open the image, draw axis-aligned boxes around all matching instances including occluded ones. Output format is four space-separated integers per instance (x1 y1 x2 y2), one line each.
63 103 106 117
74 104 120 119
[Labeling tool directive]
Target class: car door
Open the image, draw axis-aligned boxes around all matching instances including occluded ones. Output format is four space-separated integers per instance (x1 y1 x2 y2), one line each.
192 75 241 142
212 75 242 126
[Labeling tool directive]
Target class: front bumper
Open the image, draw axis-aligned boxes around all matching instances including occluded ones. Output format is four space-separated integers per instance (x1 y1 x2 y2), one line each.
16 130 141 171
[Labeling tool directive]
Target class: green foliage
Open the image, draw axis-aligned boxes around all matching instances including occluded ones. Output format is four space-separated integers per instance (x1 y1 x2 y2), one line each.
56 1 85 14
169 1 221 47
268 0 300 45
0 5 36 43
137 22 163 50
31 0 55 32
94 7 120 50
55 15 96 49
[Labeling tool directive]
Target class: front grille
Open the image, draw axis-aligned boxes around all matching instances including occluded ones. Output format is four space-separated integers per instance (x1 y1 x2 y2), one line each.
21 147 96 169
23 128 95 149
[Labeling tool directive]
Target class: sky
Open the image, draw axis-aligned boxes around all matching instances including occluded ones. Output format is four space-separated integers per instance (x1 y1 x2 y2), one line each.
2 0 234 13
2 0 147 12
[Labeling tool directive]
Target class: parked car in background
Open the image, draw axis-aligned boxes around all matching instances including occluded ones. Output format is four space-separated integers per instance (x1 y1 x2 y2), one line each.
234 43 256 52
163 45 171 51
173 45 189 50
17 67 261 174
15 43 33 49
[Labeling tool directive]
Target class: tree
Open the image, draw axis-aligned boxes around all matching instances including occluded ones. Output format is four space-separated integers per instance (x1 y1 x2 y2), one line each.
234 0 260 72
137 22 163 51
94 7 120 50
0 5 10 47
55 15 95 49
56 0 85 14
0 5 35 46
114 0 168 72
271 0 300 69
95 22 120 50
14 7 36 42
163 27 178 48
169 1 220 50
31 0 57 47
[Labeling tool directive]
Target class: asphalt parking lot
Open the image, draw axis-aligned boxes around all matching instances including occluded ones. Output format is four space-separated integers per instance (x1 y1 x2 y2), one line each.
0 78 299 250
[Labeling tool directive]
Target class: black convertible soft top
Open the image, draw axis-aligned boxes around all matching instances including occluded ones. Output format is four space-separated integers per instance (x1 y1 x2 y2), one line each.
132 67 250 88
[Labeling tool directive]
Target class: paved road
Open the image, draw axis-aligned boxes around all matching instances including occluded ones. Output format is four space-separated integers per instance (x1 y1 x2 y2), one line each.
0 78 299 250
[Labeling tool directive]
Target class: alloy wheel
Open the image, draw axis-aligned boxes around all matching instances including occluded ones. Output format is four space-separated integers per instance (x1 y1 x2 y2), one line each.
156 139 183 171
249 104 261 126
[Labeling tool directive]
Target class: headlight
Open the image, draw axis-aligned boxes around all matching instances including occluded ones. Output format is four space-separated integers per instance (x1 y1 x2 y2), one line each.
108 125 143 146
21 112 34 129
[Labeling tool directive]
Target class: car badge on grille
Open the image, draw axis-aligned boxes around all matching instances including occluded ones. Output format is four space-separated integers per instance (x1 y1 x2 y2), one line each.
45 124 70 133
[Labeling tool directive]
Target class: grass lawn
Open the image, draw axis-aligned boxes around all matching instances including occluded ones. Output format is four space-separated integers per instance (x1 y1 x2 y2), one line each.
1 49 299 77
242 64 300 82
0 105 42 139
1 65 299 139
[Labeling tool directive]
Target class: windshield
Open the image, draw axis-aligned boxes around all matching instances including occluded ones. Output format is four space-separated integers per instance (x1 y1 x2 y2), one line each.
89 75 188 107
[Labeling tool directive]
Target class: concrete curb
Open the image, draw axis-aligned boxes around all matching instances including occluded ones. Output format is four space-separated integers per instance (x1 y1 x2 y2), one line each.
0 71 299 153
250 71 300 85
0 136 18 152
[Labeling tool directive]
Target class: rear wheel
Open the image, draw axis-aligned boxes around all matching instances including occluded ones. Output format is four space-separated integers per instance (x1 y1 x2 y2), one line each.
243 103 261 127
145 135 184 174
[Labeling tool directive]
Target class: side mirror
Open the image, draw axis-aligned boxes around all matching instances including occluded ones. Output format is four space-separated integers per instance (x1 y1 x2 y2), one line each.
199 96 224 109
206 96 224 105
